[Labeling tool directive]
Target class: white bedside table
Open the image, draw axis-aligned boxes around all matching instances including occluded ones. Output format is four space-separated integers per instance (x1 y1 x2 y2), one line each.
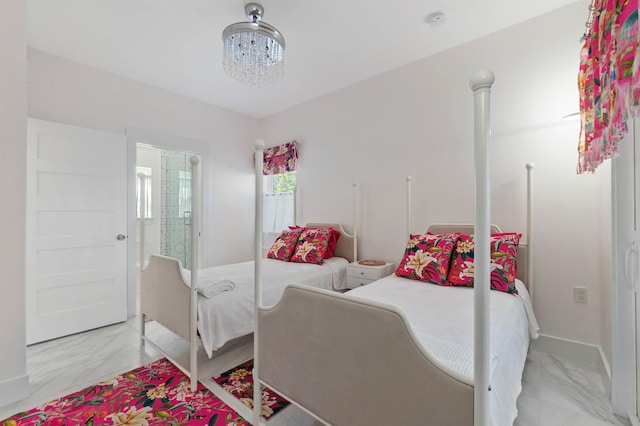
346 261 395 289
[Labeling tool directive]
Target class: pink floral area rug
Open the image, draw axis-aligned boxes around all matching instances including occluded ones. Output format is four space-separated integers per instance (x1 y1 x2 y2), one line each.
2 358 247 425
213 360 290 420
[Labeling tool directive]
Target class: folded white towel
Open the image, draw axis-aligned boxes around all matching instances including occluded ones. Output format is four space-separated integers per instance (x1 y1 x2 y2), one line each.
181 269 236 298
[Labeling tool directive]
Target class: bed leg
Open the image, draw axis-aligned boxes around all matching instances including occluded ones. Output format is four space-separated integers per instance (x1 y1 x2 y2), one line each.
140 312 146 344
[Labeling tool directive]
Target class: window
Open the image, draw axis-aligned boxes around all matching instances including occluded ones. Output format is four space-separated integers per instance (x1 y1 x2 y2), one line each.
265 171 296 194
136 166 152 219
178 170 192 218
263 171 296 234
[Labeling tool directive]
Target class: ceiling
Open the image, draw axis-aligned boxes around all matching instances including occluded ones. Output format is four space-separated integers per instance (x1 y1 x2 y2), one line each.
27 0 581 118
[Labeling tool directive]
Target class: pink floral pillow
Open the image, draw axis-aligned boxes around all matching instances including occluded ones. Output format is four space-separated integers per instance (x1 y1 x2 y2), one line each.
290 228 331 265
320 227 340 259
267 228 302 261
447 233 521 294
289 226 341 259
395 233 459 285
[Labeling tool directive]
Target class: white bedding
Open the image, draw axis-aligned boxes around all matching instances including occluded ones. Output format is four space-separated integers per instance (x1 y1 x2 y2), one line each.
197 257 348 356
348 275 539 426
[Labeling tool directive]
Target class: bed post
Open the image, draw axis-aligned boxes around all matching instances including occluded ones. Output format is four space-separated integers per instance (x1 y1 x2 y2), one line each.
353 181 359 262
189 155 200 392
254 140 265 425
138 172 147 341
470 69 495 426
526 163 535 307
406 176 412 238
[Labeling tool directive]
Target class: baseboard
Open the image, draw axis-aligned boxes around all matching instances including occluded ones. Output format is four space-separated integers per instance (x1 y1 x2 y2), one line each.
597 345 612 395
0 373 29 407
531 334 610 393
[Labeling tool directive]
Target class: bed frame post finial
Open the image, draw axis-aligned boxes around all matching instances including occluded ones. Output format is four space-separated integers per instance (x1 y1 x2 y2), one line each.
470 69 495 426
469 70 495 92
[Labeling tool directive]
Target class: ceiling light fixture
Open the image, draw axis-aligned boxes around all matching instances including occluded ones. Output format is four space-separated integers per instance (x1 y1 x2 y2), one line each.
222 3 285 86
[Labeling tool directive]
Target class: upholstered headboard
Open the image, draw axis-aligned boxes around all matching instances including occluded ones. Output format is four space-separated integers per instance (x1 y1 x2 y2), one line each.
426 223 529 289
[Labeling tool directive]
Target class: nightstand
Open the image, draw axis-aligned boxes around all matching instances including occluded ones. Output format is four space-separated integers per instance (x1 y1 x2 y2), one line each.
346 261 395 289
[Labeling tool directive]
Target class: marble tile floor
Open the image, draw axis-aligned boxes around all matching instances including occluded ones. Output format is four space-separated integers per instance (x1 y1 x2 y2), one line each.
514 351 631 426
0 317 633 426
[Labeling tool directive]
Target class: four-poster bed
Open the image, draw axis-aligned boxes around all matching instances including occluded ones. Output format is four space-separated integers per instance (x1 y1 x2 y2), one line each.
251 71 539 425
140 70 537 425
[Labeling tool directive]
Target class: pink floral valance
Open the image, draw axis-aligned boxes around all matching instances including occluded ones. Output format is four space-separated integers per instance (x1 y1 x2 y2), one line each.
263 141 297 175
578 0 639 174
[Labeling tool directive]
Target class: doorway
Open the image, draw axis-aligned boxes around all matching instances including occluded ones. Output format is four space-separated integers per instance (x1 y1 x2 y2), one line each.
126 127 208 317
136 145 197 271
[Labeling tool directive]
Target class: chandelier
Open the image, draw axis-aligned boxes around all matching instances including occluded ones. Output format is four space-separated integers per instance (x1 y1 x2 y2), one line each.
222 3 285 86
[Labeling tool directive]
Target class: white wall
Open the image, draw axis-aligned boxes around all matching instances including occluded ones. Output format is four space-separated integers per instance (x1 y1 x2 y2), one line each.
0 0 29 405
28 48 260 268
260 2 612 354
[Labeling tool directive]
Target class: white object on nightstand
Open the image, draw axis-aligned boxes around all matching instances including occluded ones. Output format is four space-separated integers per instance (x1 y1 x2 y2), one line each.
346 261 395 289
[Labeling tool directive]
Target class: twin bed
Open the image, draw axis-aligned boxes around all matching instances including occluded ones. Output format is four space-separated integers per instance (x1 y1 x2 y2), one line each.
140 222 356 358
141 70 538 425
258 223 538 426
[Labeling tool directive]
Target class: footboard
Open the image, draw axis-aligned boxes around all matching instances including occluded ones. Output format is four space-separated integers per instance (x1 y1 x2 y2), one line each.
141 254 192 342
257 284 474 426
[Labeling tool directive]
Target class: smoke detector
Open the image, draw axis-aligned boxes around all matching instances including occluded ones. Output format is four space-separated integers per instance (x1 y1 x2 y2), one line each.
425 11 447 26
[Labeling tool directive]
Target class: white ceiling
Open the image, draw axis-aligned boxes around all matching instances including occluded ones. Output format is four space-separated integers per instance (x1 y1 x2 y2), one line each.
27 0 580 118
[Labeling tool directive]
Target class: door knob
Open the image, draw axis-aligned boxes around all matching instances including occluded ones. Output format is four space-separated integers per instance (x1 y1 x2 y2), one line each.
117 234 126 241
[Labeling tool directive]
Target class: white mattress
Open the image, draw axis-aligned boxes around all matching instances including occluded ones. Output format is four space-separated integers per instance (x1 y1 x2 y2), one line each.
348 275 539 426
197 257 348 356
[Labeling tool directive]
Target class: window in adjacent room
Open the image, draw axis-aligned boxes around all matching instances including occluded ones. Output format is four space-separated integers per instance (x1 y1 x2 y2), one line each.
178 170 192 219
136 166 152 219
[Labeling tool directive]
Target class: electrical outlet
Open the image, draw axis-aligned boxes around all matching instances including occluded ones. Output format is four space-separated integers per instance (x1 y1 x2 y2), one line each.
573 286 587 303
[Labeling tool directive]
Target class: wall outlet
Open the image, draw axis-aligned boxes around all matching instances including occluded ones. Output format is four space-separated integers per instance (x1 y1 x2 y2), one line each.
573 286 587 303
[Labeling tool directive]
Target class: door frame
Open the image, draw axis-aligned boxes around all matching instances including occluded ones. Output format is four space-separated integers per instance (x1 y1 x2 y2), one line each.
126 127 209 317
611 121 640 424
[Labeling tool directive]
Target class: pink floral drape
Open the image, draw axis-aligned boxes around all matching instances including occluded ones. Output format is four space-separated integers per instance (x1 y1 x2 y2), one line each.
263 141 297 175
578 0 640 174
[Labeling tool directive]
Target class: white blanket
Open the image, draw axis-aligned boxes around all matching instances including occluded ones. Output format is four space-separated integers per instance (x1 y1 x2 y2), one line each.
198 257 348 356
181 269 236 298
348 275 539 426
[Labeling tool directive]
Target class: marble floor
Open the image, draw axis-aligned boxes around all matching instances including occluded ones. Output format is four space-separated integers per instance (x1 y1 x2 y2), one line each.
0 317 633 426
514 351 631 426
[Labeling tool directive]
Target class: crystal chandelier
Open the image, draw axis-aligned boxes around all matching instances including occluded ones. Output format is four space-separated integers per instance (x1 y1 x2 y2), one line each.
222 3 285 86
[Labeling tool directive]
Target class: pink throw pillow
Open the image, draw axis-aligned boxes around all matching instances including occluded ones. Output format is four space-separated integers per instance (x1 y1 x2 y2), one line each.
447 233 521 294
267 228 302 261
395 233 459 285
289 226 341 259
290 228 331 265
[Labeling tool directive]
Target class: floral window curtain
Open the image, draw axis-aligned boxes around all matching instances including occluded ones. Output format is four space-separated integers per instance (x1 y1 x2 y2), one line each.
263 141 297 175
578 0 639 174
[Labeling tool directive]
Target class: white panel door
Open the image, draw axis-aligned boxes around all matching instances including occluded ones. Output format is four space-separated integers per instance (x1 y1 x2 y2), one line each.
26 119 128 344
